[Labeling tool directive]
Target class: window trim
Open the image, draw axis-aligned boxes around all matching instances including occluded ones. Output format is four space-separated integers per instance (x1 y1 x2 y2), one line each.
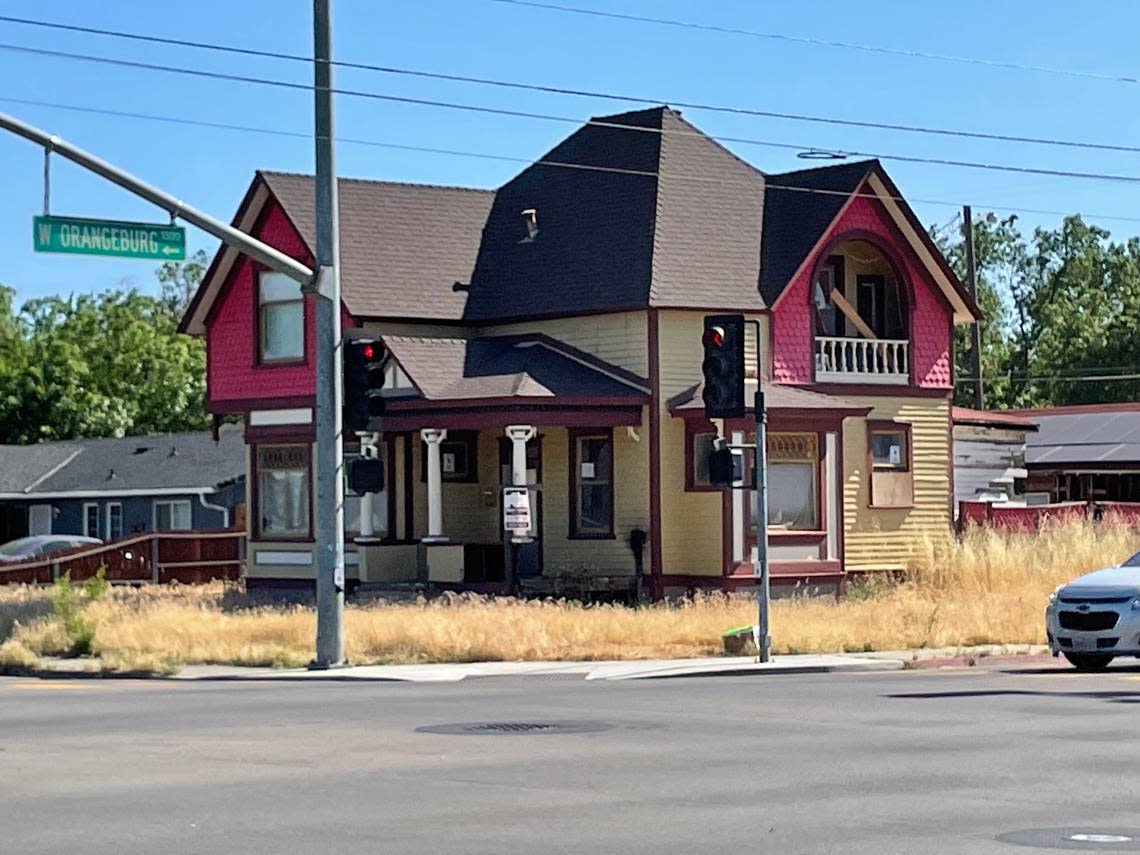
765 432 822 532
252 443 313 541
568 427 615 540
106 502 123 541
254 268 307 367
685 423 721 492
867 420 914 509
153 499 193 532
813 254 846 337
82 502 100 538
420 430 479 484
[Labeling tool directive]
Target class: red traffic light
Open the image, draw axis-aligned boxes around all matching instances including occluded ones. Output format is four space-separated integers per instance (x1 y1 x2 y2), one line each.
362 344 374 360
702 326 725 349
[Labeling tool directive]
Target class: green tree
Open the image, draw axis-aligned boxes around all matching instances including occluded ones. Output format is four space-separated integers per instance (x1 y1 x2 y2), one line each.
0 254 209 443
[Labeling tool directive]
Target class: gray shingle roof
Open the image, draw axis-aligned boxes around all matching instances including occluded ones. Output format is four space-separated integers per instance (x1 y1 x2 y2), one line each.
0 443 81 493
383 335 649 403
0 426 244 496
260 172 494 321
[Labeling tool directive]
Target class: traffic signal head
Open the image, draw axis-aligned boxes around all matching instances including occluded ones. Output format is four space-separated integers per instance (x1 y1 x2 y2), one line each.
344 337 387 432
701 314 746 419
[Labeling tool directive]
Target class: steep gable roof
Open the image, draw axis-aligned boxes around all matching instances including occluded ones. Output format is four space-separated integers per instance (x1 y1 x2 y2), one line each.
759 160 875 306
261 172 494 321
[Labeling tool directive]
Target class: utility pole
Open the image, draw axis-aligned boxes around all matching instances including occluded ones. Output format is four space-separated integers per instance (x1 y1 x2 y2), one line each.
962 205 983 409
753 382 771 663
310 0 346 668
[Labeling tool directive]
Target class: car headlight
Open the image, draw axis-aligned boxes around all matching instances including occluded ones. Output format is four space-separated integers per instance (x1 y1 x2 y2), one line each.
1048 585 1063 605
1131 596 1140 611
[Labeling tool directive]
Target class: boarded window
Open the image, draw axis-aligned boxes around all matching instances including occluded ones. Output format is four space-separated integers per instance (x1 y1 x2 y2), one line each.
869 423 913 508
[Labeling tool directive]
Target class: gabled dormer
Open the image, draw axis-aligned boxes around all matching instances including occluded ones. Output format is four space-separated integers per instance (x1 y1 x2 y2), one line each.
762 160 979 390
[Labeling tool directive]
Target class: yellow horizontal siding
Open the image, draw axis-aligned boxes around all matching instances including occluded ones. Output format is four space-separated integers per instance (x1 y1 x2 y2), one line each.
541 424 650 575
842 395 953 571
482 311 649 378
654 311 768 576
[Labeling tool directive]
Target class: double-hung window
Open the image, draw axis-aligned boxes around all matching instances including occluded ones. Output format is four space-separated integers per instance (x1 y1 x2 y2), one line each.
83 503 100 538
257 445 311 539
570 430 614 538
106 502 123 540
762 433 819 531
258 271 304 362
154 500 192 531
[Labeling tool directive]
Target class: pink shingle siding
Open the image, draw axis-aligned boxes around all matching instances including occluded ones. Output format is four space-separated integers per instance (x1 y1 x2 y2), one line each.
769 194 952 388
206 202 317 405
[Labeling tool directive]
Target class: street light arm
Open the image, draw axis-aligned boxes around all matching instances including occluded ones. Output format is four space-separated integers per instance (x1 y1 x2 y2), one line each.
0 111 313 284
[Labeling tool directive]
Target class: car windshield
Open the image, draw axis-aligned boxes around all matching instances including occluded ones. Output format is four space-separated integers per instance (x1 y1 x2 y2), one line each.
1124 551 1140 567
0 537 43 558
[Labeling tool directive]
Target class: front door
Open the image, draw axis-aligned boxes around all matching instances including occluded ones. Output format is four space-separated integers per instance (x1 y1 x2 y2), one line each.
500 438 543 577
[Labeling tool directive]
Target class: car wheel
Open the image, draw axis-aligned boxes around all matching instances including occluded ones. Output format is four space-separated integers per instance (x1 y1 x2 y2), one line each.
1063 652 1115 672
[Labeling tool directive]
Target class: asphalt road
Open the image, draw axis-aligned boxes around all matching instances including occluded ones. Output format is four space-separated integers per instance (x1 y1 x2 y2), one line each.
4 659 1140 854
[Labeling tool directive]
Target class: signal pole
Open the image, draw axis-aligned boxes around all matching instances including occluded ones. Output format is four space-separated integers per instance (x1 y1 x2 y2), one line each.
310 0 346 668
962 205 983 409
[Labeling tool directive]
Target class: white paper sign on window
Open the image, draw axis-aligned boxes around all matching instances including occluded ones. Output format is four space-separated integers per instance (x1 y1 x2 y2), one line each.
442 452 456 474
580 462 595 479
889 444 901 465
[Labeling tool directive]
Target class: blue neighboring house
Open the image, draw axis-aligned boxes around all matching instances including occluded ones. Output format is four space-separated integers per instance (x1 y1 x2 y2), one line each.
0 425 244 544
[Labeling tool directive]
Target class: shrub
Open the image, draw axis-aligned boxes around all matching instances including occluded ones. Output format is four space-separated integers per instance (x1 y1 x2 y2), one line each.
50 568 108 657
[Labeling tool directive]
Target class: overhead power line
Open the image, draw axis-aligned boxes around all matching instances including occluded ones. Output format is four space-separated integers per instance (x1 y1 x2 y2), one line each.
488 0 1140 86
0 13 1138 156
9 94 1140 226
3 42 1140 188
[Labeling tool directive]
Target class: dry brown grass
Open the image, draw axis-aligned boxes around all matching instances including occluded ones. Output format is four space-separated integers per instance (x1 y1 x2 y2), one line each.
0 520 1133 672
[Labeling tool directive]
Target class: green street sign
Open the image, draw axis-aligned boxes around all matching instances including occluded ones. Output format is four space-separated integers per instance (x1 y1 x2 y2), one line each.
33 215 186 261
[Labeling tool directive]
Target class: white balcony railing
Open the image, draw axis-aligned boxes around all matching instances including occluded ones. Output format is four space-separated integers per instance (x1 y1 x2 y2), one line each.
815 336 909 384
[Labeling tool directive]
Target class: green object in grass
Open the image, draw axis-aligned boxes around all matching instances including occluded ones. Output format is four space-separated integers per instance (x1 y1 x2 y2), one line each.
722 625 754 638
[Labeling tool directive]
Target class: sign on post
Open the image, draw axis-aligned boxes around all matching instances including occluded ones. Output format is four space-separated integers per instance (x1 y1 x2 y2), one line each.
503 486 532 533
33 215 186 261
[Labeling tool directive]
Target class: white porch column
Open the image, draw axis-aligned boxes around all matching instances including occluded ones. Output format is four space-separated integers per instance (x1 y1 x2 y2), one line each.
505 424 537 486
421 428 447 542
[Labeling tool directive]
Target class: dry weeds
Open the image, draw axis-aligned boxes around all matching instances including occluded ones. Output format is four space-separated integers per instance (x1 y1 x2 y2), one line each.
0 520 1132 673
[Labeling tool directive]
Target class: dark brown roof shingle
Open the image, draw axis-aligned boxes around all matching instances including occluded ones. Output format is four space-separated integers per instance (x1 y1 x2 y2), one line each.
260 172 493 321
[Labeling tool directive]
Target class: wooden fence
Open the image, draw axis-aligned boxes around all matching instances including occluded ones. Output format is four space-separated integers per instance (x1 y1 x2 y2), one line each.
959 501 1140 532
0 530 244 585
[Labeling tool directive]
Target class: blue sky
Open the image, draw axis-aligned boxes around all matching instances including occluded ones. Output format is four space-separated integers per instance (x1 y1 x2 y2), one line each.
2 0 1140 304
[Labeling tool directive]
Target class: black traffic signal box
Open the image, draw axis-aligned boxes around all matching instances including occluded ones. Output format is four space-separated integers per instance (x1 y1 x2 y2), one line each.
343 338 387 432
701 314 746 419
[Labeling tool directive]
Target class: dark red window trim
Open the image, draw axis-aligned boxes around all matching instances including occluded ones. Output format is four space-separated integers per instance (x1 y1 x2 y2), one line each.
568 427 615 540
419 430 479 484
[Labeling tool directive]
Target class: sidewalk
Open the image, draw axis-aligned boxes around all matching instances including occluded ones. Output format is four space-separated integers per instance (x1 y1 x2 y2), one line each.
17 644 1054 682
168 653 901 682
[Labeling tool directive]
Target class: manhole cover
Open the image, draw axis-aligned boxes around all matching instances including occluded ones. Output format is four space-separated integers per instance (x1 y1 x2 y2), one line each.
999 829 1140 850
416 721 611 736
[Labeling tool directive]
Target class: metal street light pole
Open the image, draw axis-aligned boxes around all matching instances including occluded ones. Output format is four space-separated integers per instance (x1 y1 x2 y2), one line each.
310 0 346 668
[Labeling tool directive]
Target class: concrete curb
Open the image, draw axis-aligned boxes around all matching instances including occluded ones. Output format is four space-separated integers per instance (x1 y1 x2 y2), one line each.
2 644 1053 683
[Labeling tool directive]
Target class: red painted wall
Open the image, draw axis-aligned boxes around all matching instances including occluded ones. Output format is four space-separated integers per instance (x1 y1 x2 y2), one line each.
206 202 317 406
770 194 953 388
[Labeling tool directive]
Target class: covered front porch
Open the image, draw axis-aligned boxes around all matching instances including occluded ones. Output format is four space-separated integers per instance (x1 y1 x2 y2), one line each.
354 334 652 597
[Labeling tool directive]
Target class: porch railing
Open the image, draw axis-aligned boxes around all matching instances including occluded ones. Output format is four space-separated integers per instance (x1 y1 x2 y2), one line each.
815 336 909 383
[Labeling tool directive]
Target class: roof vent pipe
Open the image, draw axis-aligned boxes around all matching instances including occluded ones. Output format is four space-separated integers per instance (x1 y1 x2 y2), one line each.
519 208 538 243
